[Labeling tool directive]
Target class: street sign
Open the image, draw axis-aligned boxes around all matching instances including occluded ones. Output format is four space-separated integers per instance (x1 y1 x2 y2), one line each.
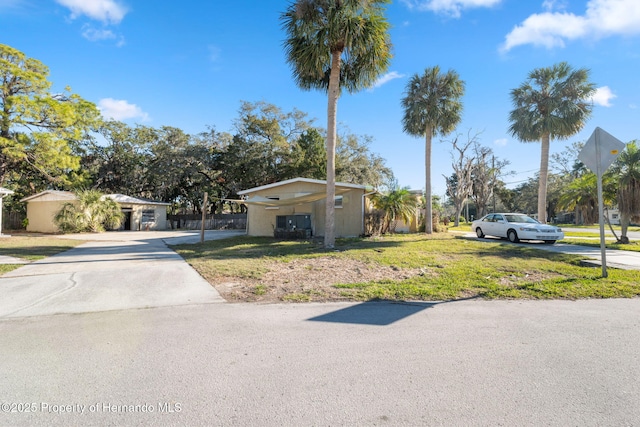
577 127 625 278
578 127 625 177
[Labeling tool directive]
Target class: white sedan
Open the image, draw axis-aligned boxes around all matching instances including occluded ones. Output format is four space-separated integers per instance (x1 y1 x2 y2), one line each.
471 213 564 244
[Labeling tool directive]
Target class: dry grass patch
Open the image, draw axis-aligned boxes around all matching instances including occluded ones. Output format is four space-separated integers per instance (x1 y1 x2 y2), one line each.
216 257 428 303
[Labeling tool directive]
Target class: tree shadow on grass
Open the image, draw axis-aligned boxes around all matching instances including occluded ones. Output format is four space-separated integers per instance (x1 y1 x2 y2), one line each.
307 296 479 326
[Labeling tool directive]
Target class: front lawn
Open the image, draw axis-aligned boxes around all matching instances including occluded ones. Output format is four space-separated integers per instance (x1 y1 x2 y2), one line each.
173 234 640 303
0 235 84 274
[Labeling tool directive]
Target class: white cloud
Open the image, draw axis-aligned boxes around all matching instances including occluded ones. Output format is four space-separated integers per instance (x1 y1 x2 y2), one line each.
502 0 640 52
400 0 502 18
494 138 508 147
98 98 149 121
82 26 115 41
590 86 616 107
82 25 125 46
371 71 405 90
55 0 128 24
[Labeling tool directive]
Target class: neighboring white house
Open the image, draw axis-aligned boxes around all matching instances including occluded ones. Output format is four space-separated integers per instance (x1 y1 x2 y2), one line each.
607 208 621 225
21 191 170 233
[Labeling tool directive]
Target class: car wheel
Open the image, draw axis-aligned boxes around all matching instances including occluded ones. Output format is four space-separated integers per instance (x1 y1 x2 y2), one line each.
544 240 556 244
507 229 519 243
475 227 485 238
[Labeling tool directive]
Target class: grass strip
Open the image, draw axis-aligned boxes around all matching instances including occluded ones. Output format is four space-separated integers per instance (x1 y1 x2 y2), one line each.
174 234 640 302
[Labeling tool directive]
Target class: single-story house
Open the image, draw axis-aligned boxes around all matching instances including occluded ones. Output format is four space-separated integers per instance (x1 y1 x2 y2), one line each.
21 191 170 233
237 177 374 238
105 194 171 231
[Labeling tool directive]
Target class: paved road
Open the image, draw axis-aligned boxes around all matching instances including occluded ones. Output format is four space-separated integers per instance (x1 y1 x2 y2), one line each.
0 298 638 426
0 230 244 318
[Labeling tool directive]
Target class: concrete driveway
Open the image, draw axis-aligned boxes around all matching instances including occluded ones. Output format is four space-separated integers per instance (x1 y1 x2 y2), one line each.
0 230 244 318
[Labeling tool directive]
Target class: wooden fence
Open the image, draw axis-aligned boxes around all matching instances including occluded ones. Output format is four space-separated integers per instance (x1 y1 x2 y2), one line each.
2 211 26 231
168 213 246 230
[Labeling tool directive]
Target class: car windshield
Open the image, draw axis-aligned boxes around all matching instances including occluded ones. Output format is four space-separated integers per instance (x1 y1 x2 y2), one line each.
504 214 538 224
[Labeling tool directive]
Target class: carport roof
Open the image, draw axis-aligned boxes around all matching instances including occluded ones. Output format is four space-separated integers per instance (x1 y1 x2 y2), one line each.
237 177 369 195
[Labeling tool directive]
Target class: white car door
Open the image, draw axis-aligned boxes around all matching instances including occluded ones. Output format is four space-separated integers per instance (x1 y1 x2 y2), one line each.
491 214 508 238
482 214 497 236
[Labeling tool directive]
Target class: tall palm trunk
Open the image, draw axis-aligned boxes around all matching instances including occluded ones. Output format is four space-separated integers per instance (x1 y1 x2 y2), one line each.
325 49 341 248
620 212 631 244
425 127 433 234
537 132 550 223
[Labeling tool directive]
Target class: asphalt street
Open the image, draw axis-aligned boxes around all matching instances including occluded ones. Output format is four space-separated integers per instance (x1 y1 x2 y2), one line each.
0 230 639 425
0 299 639 426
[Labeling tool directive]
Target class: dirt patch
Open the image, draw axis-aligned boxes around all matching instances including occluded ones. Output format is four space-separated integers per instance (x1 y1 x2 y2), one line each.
214 257 426 303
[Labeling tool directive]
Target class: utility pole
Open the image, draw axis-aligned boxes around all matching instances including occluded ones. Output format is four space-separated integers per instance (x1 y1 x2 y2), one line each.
200 192 208 244
492 155 496 213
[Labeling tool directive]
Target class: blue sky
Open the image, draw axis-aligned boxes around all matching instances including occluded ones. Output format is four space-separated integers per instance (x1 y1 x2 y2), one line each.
1 0 639 196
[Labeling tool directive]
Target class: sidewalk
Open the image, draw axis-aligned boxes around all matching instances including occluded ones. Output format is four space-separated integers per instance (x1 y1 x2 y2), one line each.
538 242 640 271
458 231 640 271
0 255 28 264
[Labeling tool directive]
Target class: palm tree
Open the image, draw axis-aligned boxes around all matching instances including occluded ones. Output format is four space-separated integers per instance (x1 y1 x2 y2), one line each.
281 0 392 248
508 62 595 223
371 187 418 234
557 173 599 225
401 66 465 234
54 190 123 233
608 141 640 243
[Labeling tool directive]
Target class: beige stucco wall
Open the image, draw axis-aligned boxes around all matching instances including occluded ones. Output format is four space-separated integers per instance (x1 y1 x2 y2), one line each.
244 181 365 238
122 204 168 231
26 199 168 233
393 214 419 233
26 200 72 233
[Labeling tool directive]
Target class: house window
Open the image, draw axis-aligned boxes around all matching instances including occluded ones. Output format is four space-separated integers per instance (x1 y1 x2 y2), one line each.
142 210 155 223
335 196 343 208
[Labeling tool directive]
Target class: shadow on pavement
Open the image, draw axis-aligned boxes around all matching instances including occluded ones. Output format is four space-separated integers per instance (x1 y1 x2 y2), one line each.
307 300 437 326
308 297 483 326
